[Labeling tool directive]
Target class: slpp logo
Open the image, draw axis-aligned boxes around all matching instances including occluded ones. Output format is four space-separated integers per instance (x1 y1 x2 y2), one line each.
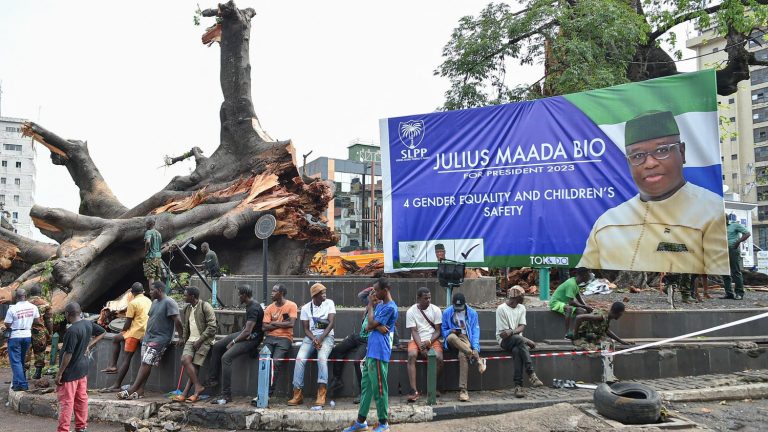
397 120 428 161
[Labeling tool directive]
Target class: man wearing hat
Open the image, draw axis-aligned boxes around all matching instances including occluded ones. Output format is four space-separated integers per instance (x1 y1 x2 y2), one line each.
578 110 728 274
434 244 446 262
288 283 336 407
496 286 543 398
441 293 486 402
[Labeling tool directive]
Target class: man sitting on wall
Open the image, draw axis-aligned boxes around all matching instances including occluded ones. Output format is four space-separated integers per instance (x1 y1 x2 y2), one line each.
441 292 486 402
571 301 633 351
405 287 443 402
496 286 543 398
549 267 593 338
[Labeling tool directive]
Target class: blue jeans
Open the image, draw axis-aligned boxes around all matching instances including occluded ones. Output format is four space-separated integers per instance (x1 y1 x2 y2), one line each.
292 336 334 388
8 337 31 389
211 277 219 307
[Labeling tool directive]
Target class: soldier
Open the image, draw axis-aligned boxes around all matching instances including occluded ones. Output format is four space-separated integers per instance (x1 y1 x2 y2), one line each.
578 110 728 274
143 218 163 287
27 283 53 379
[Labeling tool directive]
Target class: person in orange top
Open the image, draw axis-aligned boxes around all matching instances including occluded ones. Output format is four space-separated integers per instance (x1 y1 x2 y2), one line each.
261 283 298 396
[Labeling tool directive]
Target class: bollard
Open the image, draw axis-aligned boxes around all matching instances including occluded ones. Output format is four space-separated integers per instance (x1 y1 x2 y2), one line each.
49 332 60 366
427 348 436 405
601 340 617 383
256 345 272 408
538 267 550 301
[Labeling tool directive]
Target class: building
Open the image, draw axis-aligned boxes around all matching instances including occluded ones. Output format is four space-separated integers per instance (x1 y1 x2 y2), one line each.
0 117 36 237
302 140 382 252
687 29 767 249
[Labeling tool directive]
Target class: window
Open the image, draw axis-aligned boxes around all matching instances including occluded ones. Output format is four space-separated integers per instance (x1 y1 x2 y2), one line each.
4 127 19 133
1 161 6 167
755 126 768 143
14 178 20 186
732 154 738 160
1 178 6 185
752 68 768 86
733 173 739 179
757 146 768 162
0 195 5 203
3 144 22 152
730 117 736 122
12 212 18 220
728 98 735 104
759 227 768 250
754 89 768 105
755 107 768 123
15 162 20 169
13 195 19 205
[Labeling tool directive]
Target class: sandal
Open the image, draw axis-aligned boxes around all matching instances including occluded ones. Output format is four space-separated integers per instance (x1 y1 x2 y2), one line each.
186 395 200 403
407 391 420 402
172 395 186 402
129 392 144 400
117 390 129 400
100 367 118 374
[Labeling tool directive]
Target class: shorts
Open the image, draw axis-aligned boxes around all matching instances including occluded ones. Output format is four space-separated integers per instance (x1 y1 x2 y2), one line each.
407 339 443 355
182 340 207 366
143 257 163 279
122 334 140 353
140 342 167 366
549 300 567 315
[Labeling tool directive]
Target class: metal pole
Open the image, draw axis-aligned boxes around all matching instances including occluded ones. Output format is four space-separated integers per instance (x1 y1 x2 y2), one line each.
427 348 437 405
263 237 269 305
370 161 375 250
538 267 550 301
174 245 224 307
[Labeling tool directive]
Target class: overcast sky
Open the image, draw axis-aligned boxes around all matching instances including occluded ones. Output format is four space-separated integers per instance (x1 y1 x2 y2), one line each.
0 1 697 241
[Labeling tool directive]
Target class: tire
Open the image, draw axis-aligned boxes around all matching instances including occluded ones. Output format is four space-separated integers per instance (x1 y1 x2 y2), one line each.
593 382 662 425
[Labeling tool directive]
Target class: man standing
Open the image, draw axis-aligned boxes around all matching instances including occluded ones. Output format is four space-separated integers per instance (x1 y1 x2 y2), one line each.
195 242 222 307
549 267 593 338
207 285 263 404
578 110 728 274
118 281 182 400
101 282 152 392
722 215 751 300
329 287 375 403
288 283 336 407
441 293 486 402
27 283 53 380
343 278 398 432
571 302 633 351
405 287 443 402
55 302 105 432
261 283 297 397
143 218 163 287
3 288 40 391
176 286 217 402
497 286 543 398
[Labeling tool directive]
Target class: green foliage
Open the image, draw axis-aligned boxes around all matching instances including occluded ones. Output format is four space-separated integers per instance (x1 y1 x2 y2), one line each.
193 4 202 26
437 0 768 108
52 312 66 325
171 272 191 291
219 264 230 275
40 260 55 298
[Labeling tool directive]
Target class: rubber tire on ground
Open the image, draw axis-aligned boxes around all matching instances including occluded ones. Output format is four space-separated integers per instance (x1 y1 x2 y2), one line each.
593 382 662 425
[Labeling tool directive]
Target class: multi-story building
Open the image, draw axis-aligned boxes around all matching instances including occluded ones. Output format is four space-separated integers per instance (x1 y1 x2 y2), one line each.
302 140 382 252
687 29 767 250
0 117 36 237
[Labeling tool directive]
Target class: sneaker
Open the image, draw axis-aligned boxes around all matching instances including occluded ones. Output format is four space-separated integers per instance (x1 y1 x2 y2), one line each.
528 372 544 387
343 421 369 432
514 385 526 398
477 357 487 374
458 389 469 402
735 295 744 300
719 295 735 300
352 395 361 404
373 423 390 432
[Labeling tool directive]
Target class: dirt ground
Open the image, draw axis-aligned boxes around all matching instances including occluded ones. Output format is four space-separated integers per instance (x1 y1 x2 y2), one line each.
668 398 768 432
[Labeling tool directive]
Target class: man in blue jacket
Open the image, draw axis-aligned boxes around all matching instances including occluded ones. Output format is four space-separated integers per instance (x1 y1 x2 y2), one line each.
441 293 486 402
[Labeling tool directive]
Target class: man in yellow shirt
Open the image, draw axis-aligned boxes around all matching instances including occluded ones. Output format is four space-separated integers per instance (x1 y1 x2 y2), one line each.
100 282 152 392
578 110 728 274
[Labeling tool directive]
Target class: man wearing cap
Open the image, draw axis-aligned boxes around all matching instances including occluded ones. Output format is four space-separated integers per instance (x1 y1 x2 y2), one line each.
441 293 486 402
578 110 728 274
434 244 446 262
722 214 751 300
288 283 336 407
496 286 543 398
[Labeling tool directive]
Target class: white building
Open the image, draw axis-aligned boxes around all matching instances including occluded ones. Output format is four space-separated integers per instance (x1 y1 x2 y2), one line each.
0 117 36 237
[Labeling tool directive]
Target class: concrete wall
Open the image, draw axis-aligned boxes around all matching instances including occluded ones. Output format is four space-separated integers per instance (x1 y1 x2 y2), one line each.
189 275 496 308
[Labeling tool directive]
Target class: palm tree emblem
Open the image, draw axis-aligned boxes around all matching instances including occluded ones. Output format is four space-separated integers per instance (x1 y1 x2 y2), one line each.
398 120 425 149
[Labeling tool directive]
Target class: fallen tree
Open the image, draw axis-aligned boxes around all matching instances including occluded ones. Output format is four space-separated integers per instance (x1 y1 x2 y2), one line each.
0 1 337 312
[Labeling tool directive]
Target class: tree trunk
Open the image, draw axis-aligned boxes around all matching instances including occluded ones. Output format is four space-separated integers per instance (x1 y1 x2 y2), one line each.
0 0 337 312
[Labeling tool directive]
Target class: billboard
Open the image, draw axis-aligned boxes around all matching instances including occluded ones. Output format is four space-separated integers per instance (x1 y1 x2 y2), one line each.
380 70 729 274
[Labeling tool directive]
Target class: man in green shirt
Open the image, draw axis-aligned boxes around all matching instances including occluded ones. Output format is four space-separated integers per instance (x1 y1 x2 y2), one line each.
549 267 593 338
143 219 163 287
722 215 751 300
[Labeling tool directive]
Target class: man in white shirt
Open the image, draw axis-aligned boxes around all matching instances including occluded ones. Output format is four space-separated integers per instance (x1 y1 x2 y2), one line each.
3 288 41 391
496 286 543 398
288 283 336 407
405 287 443 402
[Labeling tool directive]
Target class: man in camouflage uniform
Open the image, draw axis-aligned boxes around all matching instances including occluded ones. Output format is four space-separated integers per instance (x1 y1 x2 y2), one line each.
143 218 163 287
27 283 53 379
571 302 632 351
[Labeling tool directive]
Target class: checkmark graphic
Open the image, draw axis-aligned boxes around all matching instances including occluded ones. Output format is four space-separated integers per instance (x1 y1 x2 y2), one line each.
461 244 480 259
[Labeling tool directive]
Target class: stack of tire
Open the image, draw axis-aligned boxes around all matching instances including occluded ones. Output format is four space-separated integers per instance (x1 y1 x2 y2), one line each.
594 382 662 424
